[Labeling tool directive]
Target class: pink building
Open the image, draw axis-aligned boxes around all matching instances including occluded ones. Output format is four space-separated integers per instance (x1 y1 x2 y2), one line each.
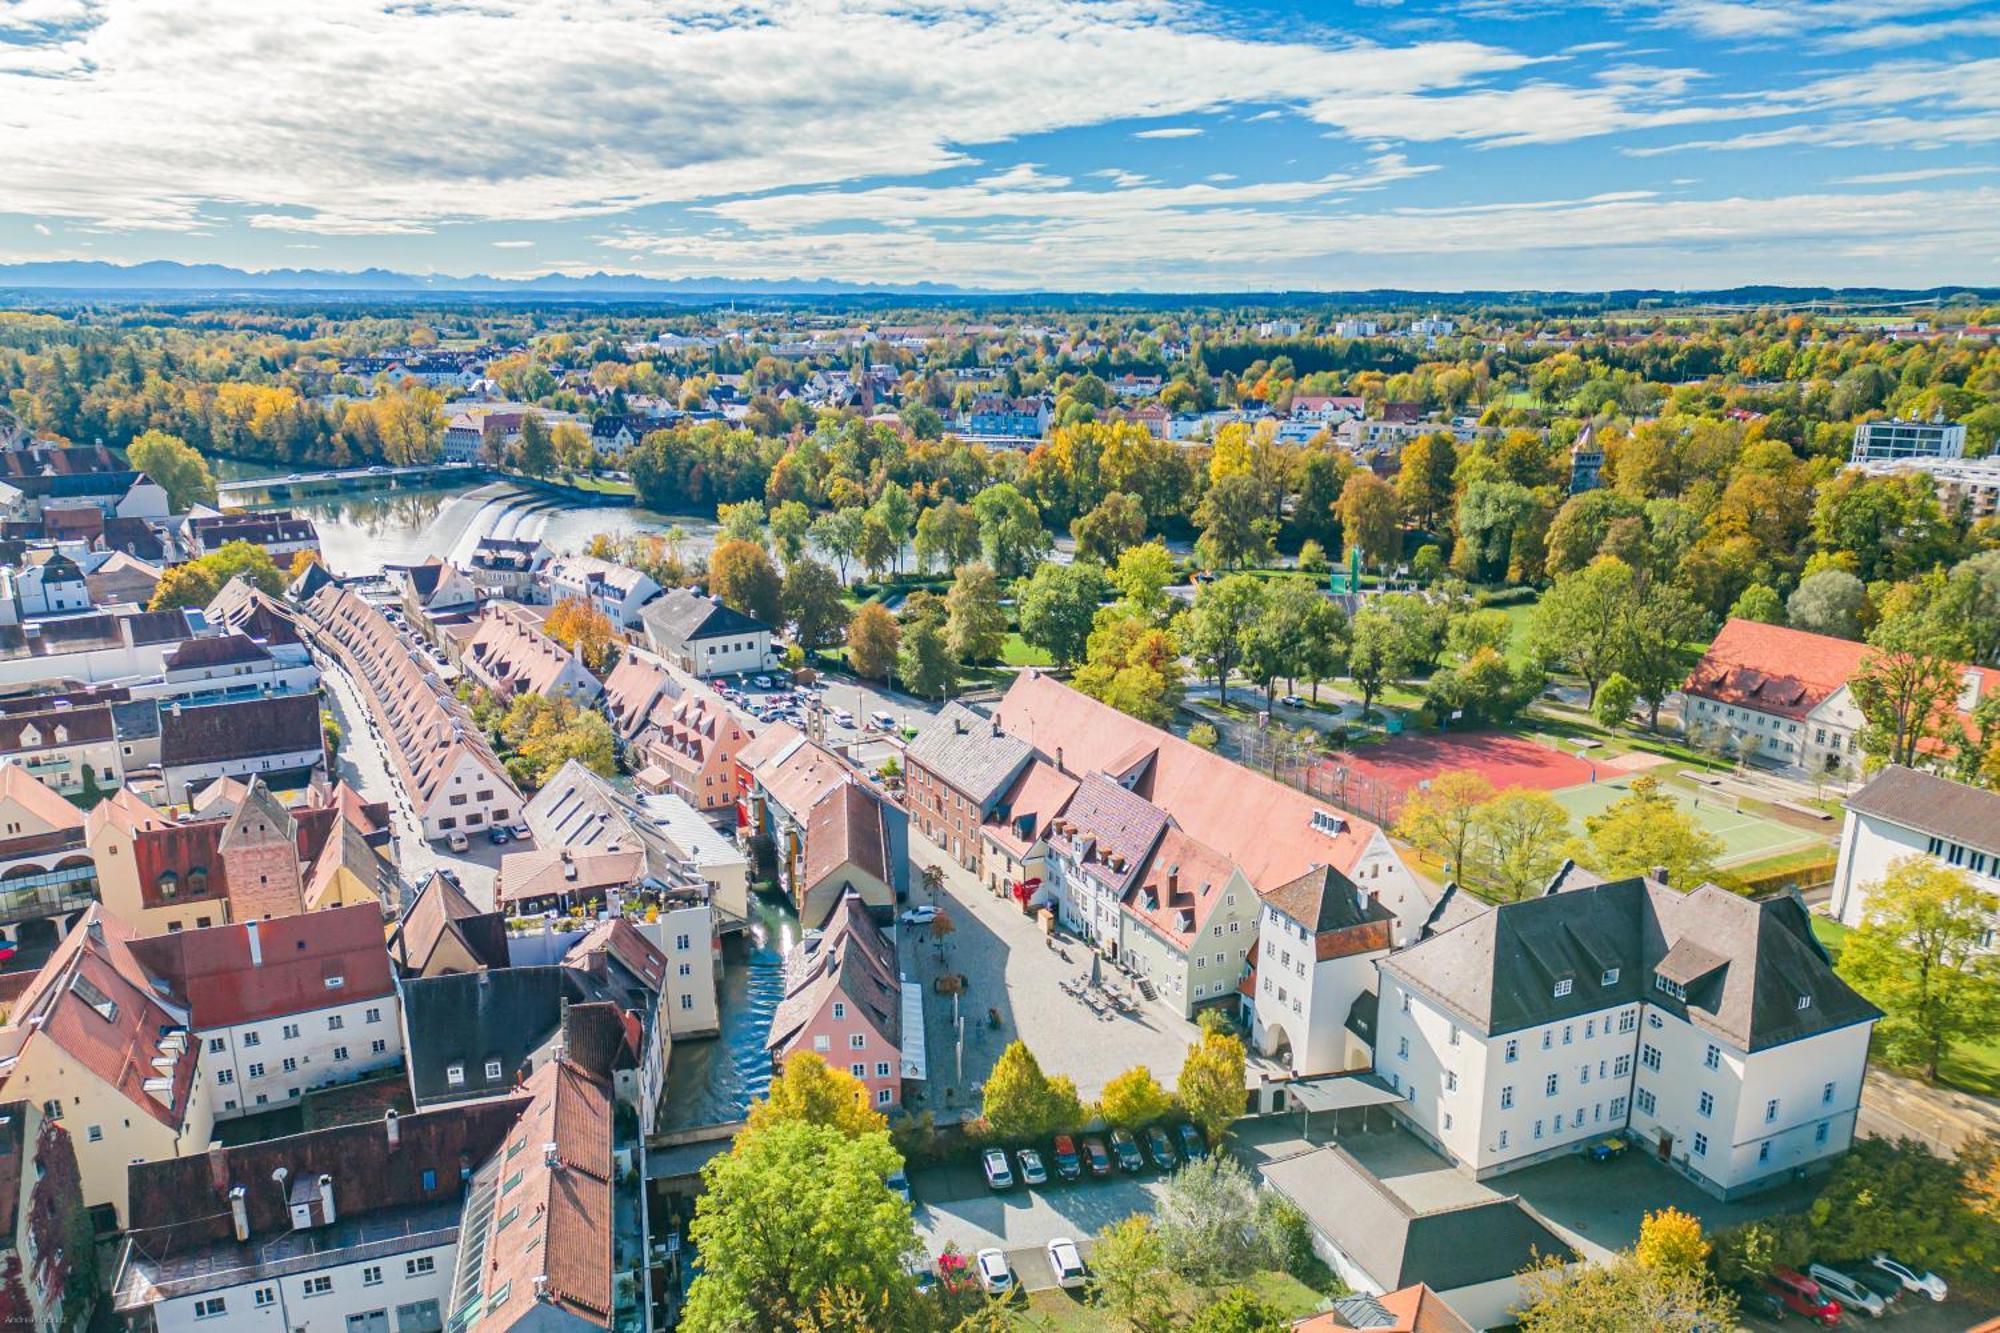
765 892 906 1111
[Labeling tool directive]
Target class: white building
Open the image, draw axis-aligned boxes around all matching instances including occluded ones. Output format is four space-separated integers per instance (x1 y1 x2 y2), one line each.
1856 453 2000 521
640 586 775 678
1849 415 1966 464
1832 765 1999 948
541 553 662 629
1249 865 1398 1077
1372 869 1879 1199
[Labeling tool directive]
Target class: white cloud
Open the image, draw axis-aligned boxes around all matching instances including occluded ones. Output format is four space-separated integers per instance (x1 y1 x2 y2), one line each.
32 222 50 235
974 163 1070 190
1090 169 1155 188
1833 164 2000 183
492 239 535 247
1245 109 1284 122
1133 126 1205 139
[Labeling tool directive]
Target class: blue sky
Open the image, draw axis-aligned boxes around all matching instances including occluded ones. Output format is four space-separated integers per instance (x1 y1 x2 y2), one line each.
0 0 1996 290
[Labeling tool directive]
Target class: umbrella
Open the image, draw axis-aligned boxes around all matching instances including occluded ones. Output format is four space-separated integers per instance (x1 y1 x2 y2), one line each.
1089 953 1102 989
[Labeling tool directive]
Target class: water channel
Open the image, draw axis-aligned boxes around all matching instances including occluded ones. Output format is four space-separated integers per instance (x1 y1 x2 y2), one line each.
657 888 801 1132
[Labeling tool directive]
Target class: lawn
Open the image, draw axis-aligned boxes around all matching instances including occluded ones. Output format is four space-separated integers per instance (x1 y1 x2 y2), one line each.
1016 1270 1330 1330
1002 632 1053 667
1546 775 1818 866
561 473 636 496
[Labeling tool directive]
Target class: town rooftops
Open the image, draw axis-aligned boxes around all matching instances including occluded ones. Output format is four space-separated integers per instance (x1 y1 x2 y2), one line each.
125 904 395 1029
983 758 1078 859
1379 874 1880 1050
742 723 861 822
1845 764 2000 857
641 584 769 645
1263 864 1398 961
158 692 322 769
1683 618 1869 720
400 966 589 1105
905 700 1034 805
390 870 511 974
803 779 891 895
767 892 901 1055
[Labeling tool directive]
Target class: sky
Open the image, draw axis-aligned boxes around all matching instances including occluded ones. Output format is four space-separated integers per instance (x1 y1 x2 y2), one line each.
0 0 1997 292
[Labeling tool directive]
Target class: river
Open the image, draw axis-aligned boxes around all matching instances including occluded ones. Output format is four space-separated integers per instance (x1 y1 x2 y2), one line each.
657 888 801 1132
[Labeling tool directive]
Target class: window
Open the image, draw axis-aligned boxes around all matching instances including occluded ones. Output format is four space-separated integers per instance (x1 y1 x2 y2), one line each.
1692 1132 1709 1158
1545 1074 1560 1097
195 1297 228 1319
1654 974 1686 1001
372 1039 387 1055
333 1047 348 1061
242 1031 260 1047
1397 1037 1409 1059
1553 978 1572 998
1541 1031 1553 1050
282 1057 297 1073
485 1059 503 1080
1497 1130 1509 1150
1601 967 1620 986
406 1256 435 1277
1815 1122 1829 1145
1579 1063 1590 1085
849 1033 866 1050
1445 1071 1458 1093
1759 1142 1772 1164
832 1002 847 1020
1703 1044 1719 1071
1500 1085 1514 1109
86 1124 103 1143
254 1288 275 1309
850 1062 866 1078
1533 1119 1544 1140
208 1037 226 1054
1504 1039 1518 1063
446 1063 465 1086
1400 991 1410 1014
216 1069 234 1085
876 1087 893 1106
1448 1024 1460 1047
328 1015 344 1031
1765 1098 1780 1123
247 1062 265 1078
305 1275 334 1296
1562 1024 1573 1045
1822 1081 1836 1106
364 1265 383 1286
875 1061 891 1078
1610 1095 1627 1118
1585 1020 1595 1039
1552 1112 1563 1131
1698 1091 1714 1117
680 993 694 1010
421 1169 437 1192
813 1035 829 1052
366 1007 382 1023
1443 1112 1453 1131
1618 1010 1637 1033
1796 994 1812 1011
1613 1054 1632 1077
1635 1087 1656 1115
281 1023 300 1040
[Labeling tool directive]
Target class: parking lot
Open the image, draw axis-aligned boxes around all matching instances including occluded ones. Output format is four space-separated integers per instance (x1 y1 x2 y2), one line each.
910 1151 1166 1292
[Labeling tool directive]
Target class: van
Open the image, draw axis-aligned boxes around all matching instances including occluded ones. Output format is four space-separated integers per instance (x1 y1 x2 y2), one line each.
870 710 897 731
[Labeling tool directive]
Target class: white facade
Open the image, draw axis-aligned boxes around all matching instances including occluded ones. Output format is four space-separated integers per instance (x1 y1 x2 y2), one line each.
1832 806 1999 947
144 1235 454 1333
1849 417 1966 464
129 655 322 705
1250 906 1384 1076
542 555 662 630
420 750 519 841
1684 687 1863 776
658 902 721 1038
163 741 327 804
684 628 773 679
201 993 405 1119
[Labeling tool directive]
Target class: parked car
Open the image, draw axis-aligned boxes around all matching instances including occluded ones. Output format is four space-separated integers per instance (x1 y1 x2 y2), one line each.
1728 1280 1787 1322
1144 1126 1178 1170
1109 1129 1144 1173
486 826 510 845
446 831 469 852
753 675 773 689
887 1169 911 1202
1016 1147 1048 1186
981 1149 1013 1190
1081 1136 1112 1178
869 710 898 731
1176 1123 1206 1160
1278 694 1306 708
1871 1254 1948 1301
832 708 856 727
1047 1237 1087 1290
1806 1263 1887 1318
1830 1261 1902 1306
510 822 531 840
899 905 938 926
1051 1135 1082 1181
974 1248 1012 1296
1766 1268 1843 1326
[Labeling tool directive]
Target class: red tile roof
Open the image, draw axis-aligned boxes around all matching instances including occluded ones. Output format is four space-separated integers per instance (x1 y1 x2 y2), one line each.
803 780 890 893
1684 618 1870 719
126 903 396 1029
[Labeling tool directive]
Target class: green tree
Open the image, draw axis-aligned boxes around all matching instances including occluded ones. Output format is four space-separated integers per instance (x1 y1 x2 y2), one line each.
1177 1027 1247 1146
682 1119 918 1333
782 556 848 652
1788 567 1869 640
1623 581 1709 730
1837 857 2000 1083
1177 573 1266 704
1072 490 1149 566
944 563 1007 664
1593 671 1639 730
1395 771 1496 881
1194 472 1278 570
848 602 900 683
1728 582 1786 624
1088 1215 1176 1333
1514 1250 1737 1333
972 483 1050 579
1110 540 1176 621
1346 605 1410 716
770 498 813 562
716 499 767 547
127 429 217 512
980 1040 1083 1140
1075 615 1184 726
1098 1065 1173 1129
707 537 783 626
1853 594 1968 770
1016 560 1104 667
514 410 555 477
1296 538 1330 574
1411 543 1446 584
897 613 957 701
1564 775 1720 888
1530 555 1639 707
1338 469 1400 571
1474 787 1572 900
1187 1288 1288 1333
1155 1155 1265 1287
747 1051 887 1139
148 560 224 610
869 481 916 571
1187 722 1220 750
914 498 982 574
1396 432 1458 533
812 506 867 583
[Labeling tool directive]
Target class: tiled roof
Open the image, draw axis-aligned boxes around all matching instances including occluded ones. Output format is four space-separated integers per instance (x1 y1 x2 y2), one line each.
125 903 395 1029
0 702 114 755
498 846 645 906
162 632 272 670
767 892 901 1055
1683 618 1867 719
1845 764 2000 857
390 870 511 973
159 693 322 769
0 764 85 835
1121 826 1239 950
602 655 677 741
982 758 1077 859
745 724 860 823
1263 863 1395 937
461 601 599 701
905 701 1033 805
1048 772 1169 900
641 585 769 648
803 780 890 895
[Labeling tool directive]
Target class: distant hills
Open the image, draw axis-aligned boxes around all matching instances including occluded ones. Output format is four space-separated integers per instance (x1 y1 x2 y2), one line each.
0 260 976 297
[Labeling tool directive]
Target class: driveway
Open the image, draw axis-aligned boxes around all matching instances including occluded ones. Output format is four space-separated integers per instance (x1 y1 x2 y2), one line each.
901 834 1204 1119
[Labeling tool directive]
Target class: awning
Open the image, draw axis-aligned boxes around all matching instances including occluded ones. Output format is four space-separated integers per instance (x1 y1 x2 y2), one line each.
1285 1071 1405 1115
900 981 928 1081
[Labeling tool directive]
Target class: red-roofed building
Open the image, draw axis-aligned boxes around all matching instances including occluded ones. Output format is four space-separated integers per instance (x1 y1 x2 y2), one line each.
1684 617 1998 776
765 892 907 1112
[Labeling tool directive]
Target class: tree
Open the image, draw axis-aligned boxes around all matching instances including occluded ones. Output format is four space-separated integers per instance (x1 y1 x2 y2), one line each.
148 559 223 610
980 1040 1083 1139
1075 615 1184 726
707 538 783 626
1194 472 1277 570
1395 771 1496 881
1411 543 1446 584
1186 1288 1287 1333
897 613 957 701
1296 538 1329 574
1803 1134 1998 1278
1187 722 1220 750
1530 556 1638 707
1473 788 1572 900
1338 470 1400 570
770 498 813 562
1634 1207 1709 1274
716 499 767 546
747 1051 887 1139
1396 432 1458 533
1564 775 1720 888
1514 1250 1737 1333
944 563 1007 664
1837 857 2000 1083
972 483 1050 579
1177 574 1266 704
1787 569 1867 640
869 481 915 572
812 506 867 583
1448 608 1511 661
1110 540 1175 621
1073 491 1148 565
127 430 217 512
1593 671 1638 730
1853 601 1967 770
858 512 898 582
914 498 981 574
1346 605 1410 716
681 1119 918 1333
1016 560 1104 667
500 694 617 786
1177 1027 1247 1146
1088 1215 1176 1333
1623 581 1709 730
848 603 900 683
1098 1065 1173 1128
1155 1155 1265 1287
783 557 848 652
543 596 618 672
1729 582 1786 624
1296 595 1350 703
514 410 555 477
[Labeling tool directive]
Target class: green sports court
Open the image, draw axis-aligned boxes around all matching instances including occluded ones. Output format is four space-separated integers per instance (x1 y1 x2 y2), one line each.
1546 773 1819 866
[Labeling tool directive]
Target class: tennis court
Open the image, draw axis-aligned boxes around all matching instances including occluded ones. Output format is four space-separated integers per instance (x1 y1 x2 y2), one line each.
1547 776 1817 865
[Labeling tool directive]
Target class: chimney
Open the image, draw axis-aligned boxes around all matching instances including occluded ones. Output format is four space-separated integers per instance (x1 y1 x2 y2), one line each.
245 919 263 968
385 1109 400 1150
1650 865 1670 886
318 1173 336 1226
1054 746 1065 774
86 918 104 948
228 1185 250 1243
207 1139 229 1194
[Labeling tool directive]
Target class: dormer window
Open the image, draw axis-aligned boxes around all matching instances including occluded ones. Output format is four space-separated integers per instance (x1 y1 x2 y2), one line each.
1654 974 1686 1001
446 1063 465 1086
157 872 179 899
1601 968 1620 986
1796 994 1811 1011
1552 978 1572 998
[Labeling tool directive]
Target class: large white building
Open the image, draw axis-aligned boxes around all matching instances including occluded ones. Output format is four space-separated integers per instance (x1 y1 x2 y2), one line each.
541 553 662 629
1249 864 1399 1077
1372 869 1879 1199
1849 415 1966 464
1832 765 1999 949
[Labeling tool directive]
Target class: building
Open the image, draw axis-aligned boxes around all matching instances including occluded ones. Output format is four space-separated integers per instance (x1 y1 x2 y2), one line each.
182 508 321 562
600 655 677 747
112 1098 527 1333
157 693 326 802
0 607 202 690
465 535 550 600
443 404 530 463
524 759 747 923
0 1099 89 1333
389 870 511 977
4 548 90 618
1569 425 1605 494
459 601 603 705
1332 320 1381 340
124 906 400 1120
1372 870 1878 1199
961 394 1050 440
497 846 644 915
627 676 753 815
1855 453 2000 521
1683 617 1997 776
796 778 895 927
639 586 773 677
0 908 212 1225
766 892 910 1112
1294 1285 1472 1333
141 630 321 705
0 765 97 969
904 701 1032 874
1249 864 1397 1076
303 586 521 841
977 756 1075 904
1849 414 1966 464
393 557 479 630
0 700 123 797
1832 765 1998 947
542 554 662 630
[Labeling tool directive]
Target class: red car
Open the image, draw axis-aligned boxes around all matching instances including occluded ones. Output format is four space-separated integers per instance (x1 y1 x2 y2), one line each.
1766 1268 1842 1326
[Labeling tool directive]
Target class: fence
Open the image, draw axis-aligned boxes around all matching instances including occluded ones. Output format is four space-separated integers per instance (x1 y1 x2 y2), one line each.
1205 713 1411 827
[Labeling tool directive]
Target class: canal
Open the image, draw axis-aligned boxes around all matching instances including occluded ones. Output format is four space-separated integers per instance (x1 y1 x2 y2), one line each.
657 887 800 1132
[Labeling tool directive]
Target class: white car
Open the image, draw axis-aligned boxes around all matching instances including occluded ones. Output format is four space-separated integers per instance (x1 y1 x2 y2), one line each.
832 708 855 728
974 1248 1012 1295
869 711 898 731
445 831 469 853
1871 1254 1947 1301
1047 1237 1086 1289
753 674 773 689
1806 1263 1886 1318
900 905 938 926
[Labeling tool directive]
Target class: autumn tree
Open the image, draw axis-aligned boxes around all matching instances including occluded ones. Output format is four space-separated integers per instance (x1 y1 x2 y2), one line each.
543 596 618 673
1395 771 1496 881
1075 615 1184 726
1177 1026 1247 1146
781 556 847 652
943 563 1007 664
127 430 217 512
1530 555 1638 707
1098 1065 1173 1129
1474 788 1572 900
1089 1215 1176 1333
1073 490 1149 565
1110 540 1176 622
982 1040 1084 1140
1563 776 1720 889
847 602 900 683
707 537 783 627
897 610 957 701
747 1051 887 1139
1346 604 1410 716
1194 472 1277 570
1338 469 1401 571
1396 432 1458 533
1634 1207 1709 1274
1838 857 2000 1083
1852 595 1967 770
1514 1249 1737 1333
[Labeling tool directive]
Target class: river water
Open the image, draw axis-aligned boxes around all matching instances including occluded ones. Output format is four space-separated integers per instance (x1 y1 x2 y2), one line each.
658 888 801 1132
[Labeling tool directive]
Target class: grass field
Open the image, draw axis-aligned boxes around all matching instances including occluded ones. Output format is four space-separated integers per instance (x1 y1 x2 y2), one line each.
1547 774 1818 865
1813 918 2000 1095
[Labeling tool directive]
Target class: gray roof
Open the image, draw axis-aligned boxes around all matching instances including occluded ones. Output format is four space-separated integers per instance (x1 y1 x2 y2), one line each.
1265 863 1394 935
401 965 585 1106
1381 876 1880 1051
1259 1146 1574 1292
904 701 1033 806
641 586 769 650
1846 764 2000 858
